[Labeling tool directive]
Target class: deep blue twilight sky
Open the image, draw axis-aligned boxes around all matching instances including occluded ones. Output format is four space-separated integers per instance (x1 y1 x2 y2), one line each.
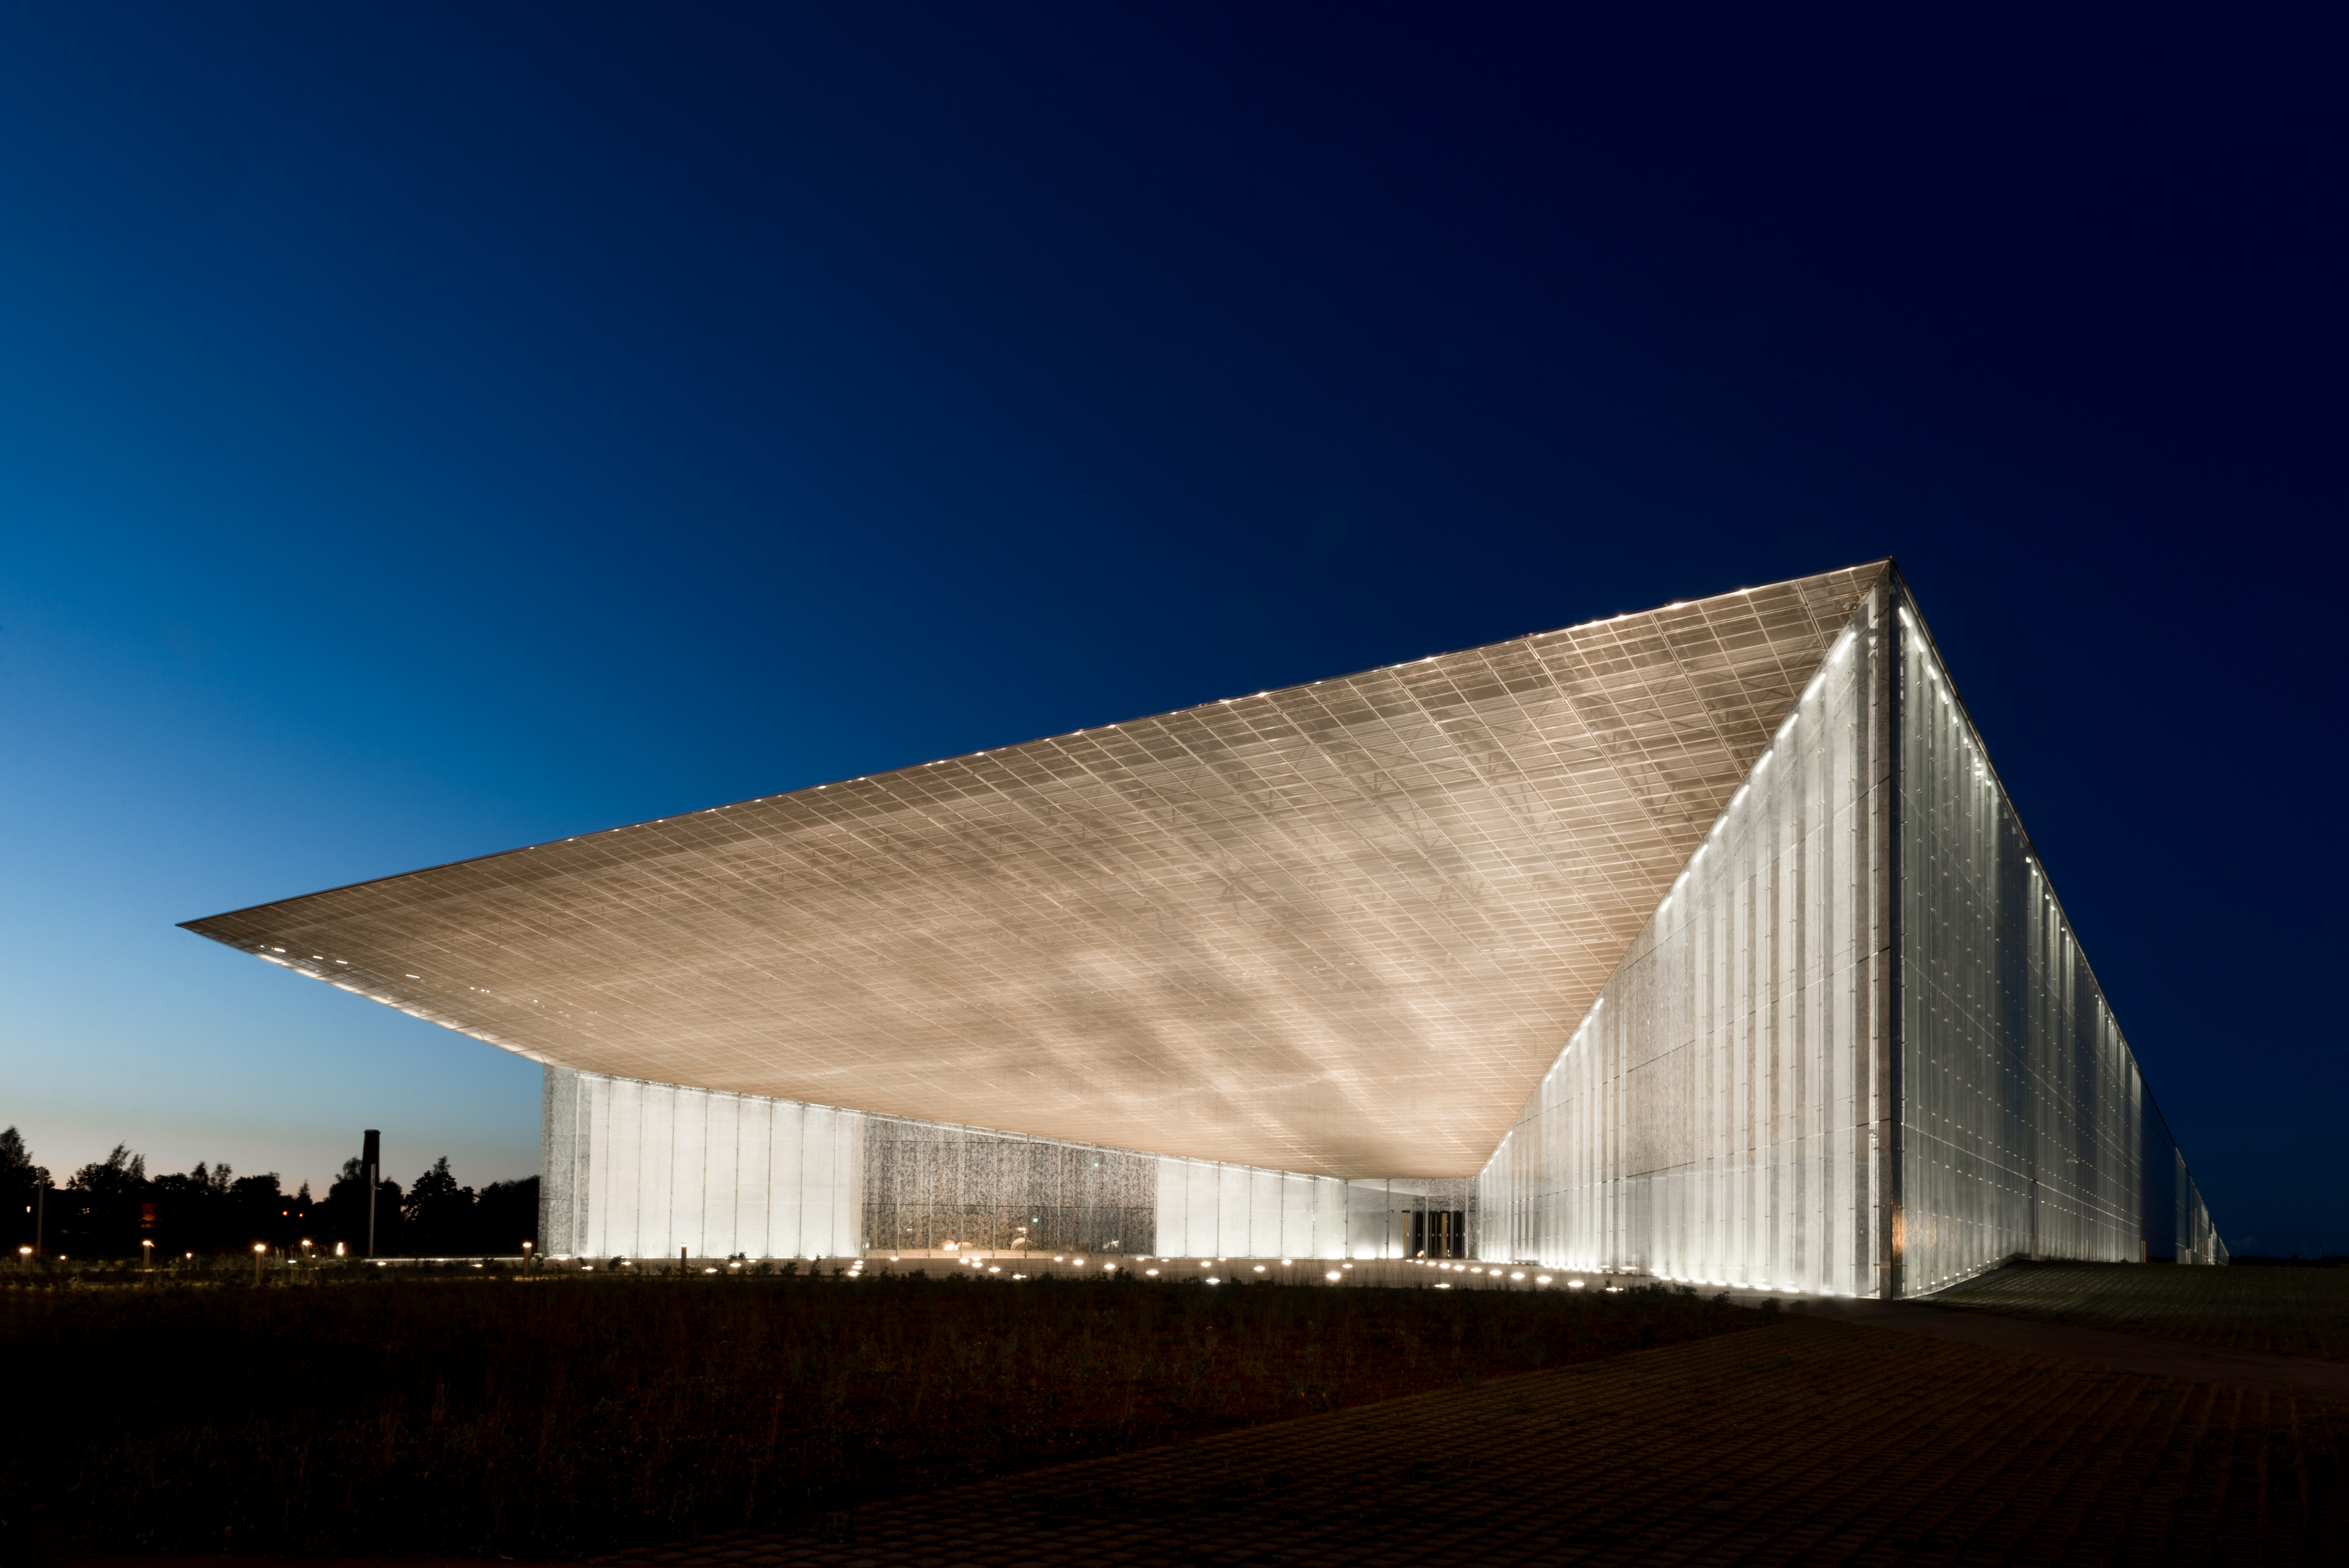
1 7 2341 1250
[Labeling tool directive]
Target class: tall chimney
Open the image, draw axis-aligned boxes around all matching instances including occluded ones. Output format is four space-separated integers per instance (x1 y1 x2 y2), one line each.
362 1129 381 1260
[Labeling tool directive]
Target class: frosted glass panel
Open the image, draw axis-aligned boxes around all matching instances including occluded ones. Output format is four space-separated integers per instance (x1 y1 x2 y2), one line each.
1478 580 2223 1299
1478 585 1893 1297
553 1072 861 1259
734 1101 772 1260
1151 1156 1358 1258
1894 604 2223 1286
549 1069 1393 1261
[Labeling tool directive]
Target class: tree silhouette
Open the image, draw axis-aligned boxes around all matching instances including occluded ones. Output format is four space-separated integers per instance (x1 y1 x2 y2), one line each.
69 1144 146 1197
403 1157 474 1256
2 1125 48 1251
0 1125 48 1190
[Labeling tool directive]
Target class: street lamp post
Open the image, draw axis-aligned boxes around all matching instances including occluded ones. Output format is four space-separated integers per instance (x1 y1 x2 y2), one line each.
252 1242 266 1287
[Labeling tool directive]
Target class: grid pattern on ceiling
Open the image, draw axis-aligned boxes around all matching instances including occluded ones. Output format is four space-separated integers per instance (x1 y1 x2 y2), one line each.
184 561 1889 1179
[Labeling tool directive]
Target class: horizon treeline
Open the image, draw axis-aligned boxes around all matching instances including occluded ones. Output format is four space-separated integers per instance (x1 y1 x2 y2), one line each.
1 1125 537 1259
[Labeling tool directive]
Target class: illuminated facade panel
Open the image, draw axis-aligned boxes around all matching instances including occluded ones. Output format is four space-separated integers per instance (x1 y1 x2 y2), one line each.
544 1066 1479 1262
187 560 2218 1295
541 1068 864 1260
182 565 1888 1180
1477 581 1891 1295
1476 573 2222 1295
1892 599 2224 1282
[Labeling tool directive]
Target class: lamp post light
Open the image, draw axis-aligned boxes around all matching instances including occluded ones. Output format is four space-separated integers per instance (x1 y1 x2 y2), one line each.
140 1239 154 1272
521 1240 534 1274
252 1242 267 1286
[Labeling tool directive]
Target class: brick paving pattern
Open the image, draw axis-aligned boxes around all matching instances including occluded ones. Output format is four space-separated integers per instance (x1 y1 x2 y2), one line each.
596 1317 2346 1566
1931 1263 2349 1363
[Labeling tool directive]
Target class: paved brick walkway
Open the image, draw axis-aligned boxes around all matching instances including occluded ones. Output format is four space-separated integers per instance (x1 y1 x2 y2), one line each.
1925 1262 2349 1363
1800 1293 2349 1405
594 1316 2347 1566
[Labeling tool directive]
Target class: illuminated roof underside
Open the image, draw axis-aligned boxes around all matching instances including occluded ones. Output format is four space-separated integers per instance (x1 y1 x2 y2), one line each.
184 562 1888 1179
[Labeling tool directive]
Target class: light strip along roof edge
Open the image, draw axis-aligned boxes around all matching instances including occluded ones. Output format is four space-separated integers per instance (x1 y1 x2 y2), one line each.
183 559 1891 1179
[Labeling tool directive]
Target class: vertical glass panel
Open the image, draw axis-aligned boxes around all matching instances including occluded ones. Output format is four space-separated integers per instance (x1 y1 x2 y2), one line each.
539 1065 581 1256
734 1098 771 1260
1893 601 2219 1288
545 1083 1526 1268
771 1100 805 1258
702 1091 739 1260
1477 587 1890 1298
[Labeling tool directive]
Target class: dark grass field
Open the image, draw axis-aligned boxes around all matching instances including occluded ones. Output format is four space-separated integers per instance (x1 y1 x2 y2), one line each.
0 1263 1755 1562
1933 1261 2349 1362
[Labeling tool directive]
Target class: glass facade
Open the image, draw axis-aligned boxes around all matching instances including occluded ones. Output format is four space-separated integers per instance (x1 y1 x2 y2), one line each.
542 1066 1477 1261
865 1115 1154 1254
1894 600 2223 1283
1475 573 2222 1296
1477 585 1894 1296
1150 1169 1473 1261
540 1067 864 1259
531 567 2218 1293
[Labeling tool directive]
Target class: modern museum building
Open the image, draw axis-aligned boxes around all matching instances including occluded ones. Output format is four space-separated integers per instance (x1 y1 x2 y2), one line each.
186 560 2224 1298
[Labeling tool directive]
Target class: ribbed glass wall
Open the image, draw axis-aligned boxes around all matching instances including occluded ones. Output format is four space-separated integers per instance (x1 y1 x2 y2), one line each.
543 1067 1469 1260
1474 577 2224 1299
1477 585 1894 1297
541 1067 864 1259
1894 601 2223 1285
545 574 2222 1287
1150 1169 1473 1260
864 1116 1154 1254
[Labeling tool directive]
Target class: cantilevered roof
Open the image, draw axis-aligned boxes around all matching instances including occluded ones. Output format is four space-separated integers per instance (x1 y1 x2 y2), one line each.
184 561 1888 1178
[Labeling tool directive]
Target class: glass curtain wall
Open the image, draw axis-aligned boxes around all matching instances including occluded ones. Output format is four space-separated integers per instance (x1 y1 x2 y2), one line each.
1477 585 1895 1297
863 1115 1154 1254
1894 597 2223 1284
540 579 2225 1288
1476 577 2225 1298
543 1066 1468 1260
540 1067 863 1259
1149 1168 1474 1260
